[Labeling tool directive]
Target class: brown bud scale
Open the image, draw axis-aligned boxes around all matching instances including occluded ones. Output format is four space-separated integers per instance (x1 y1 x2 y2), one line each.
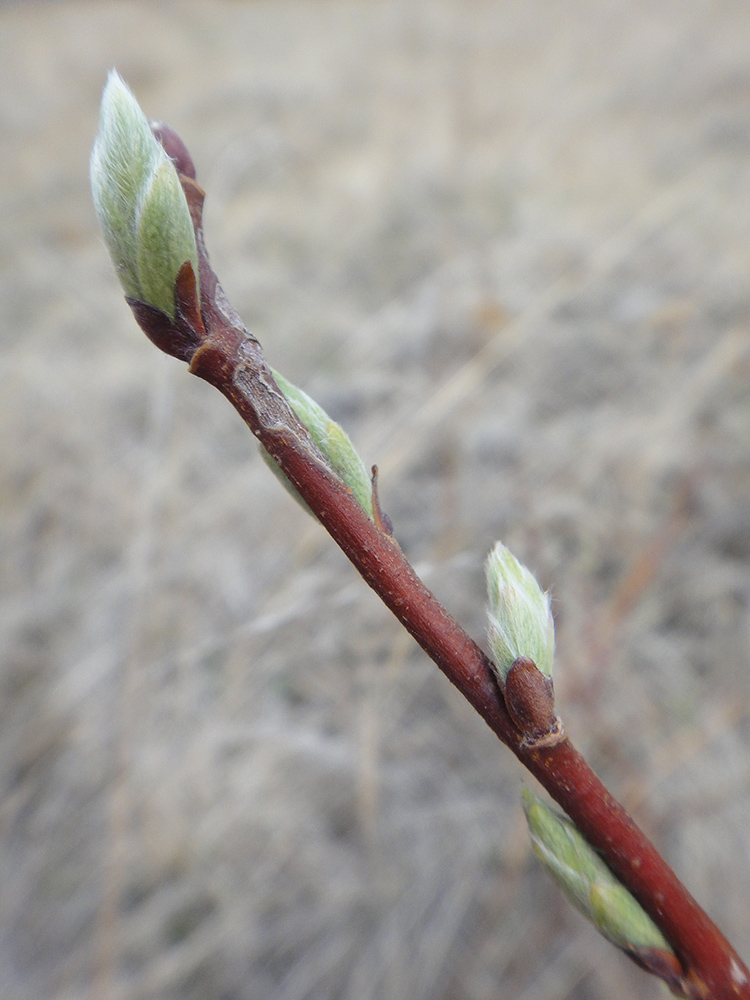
504 656 563 748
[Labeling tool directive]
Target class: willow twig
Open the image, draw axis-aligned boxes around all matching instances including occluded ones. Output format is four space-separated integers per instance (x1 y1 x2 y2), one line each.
91 75 750 999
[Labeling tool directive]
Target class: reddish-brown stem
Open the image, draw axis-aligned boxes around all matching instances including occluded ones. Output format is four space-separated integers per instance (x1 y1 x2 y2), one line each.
189 324 746 1000
126 126 750 1000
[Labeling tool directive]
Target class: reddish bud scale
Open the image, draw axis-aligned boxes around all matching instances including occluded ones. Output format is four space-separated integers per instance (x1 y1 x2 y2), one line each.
504 656 563 747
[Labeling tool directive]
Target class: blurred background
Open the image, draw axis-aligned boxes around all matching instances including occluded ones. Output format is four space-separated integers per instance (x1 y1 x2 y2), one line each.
2 2 750 998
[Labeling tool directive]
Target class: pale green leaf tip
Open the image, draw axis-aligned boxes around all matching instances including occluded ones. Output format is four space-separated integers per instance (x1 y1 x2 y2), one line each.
90 70 199 319
485 542 554 682
521 790 672 955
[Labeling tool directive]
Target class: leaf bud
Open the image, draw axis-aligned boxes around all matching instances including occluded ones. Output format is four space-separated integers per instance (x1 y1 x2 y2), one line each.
90 70 199 319
485 542 554 684
522 790 672 956
262 371 374 520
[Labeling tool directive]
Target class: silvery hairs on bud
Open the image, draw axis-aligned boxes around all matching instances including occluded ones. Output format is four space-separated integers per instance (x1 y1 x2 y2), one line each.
90 70 199 319
485 542 555 683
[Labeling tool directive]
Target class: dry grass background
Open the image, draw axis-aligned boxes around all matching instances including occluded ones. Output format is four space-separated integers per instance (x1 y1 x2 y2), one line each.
2 1 750 998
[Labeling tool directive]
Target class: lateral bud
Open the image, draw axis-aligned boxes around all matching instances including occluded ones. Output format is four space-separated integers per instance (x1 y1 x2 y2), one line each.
485 542 555 683
522 791 677 966
261 370 375 521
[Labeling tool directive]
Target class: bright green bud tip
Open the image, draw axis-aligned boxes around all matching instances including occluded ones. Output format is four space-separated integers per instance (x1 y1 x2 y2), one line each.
262 371 374 519
90 70 199 319
485 542 554 682
522 791 672 955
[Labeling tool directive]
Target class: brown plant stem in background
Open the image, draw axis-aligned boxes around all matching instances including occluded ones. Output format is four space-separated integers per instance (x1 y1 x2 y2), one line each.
125 123 750 1000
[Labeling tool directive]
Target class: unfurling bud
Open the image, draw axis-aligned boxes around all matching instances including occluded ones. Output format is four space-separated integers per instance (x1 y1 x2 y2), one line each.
485 542 554 684
90 71 199 319
522 791 672 956
262 371 374 520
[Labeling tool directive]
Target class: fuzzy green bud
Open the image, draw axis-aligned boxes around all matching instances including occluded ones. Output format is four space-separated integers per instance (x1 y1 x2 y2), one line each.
522 791 672 955
262 370 374 519
485 542 554 683
90 70 199 319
